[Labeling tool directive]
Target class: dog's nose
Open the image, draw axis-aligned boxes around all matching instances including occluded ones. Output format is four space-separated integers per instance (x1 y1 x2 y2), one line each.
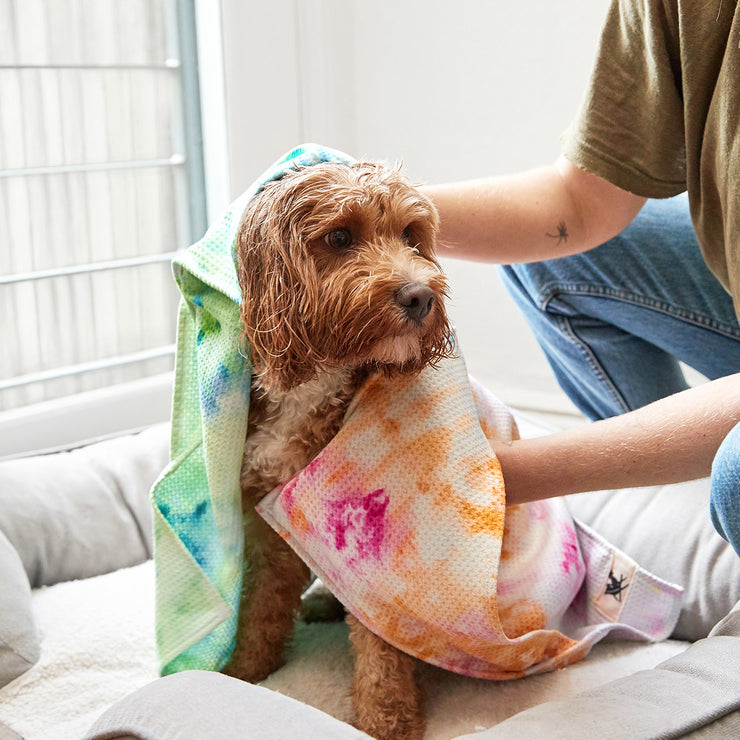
395 283 435 323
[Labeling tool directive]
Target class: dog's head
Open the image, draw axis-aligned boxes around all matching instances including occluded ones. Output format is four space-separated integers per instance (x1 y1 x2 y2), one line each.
236 161 453 392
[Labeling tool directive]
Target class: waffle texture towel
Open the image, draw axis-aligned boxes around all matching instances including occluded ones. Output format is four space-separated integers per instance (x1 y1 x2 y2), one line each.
257 353 684 679
151 144 353 675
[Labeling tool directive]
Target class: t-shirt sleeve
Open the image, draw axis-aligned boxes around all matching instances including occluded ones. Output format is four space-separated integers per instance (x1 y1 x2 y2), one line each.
561 0 687 198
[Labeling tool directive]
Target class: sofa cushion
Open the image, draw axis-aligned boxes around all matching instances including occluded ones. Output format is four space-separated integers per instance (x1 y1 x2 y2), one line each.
0 424 169 587
0 529 39 688
458 606 740 739
84 671 372 740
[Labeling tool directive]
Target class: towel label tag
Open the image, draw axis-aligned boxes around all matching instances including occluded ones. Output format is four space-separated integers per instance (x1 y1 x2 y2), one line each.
593 548 637 622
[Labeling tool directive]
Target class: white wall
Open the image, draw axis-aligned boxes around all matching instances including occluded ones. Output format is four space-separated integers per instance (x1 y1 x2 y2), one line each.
215 0 612 418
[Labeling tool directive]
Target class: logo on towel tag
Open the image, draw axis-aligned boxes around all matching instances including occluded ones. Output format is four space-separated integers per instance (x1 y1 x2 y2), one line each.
594 548 638 622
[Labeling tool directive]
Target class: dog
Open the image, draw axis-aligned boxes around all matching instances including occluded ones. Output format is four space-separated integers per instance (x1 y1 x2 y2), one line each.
224 159 453 740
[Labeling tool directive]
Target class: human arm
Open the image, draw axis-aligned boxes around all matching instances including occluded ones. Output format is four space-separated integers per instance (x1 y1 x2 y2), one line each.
497 373 740 505
423 156 647 264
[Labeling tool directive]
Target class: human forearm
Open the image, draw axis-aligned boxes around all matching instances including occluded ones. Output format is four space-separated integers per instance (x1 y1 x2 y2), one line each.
424 157 646 264
497 374 740 505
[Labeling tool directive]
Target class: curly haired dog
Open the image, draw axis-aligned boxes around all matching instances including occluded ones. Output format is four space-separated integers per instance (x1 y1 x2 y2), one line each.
224 160 453 740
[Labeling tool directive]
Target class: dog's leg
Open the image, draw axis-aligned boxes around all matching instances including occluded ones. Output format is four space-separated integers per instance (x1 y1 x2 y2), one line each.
224 512 310 683
347 614 425 740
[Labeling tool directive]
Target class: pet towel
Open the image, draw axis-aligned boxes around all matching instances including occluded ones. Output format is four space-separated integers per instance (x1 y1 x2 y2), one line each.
151 144 354 675
256 352 684 679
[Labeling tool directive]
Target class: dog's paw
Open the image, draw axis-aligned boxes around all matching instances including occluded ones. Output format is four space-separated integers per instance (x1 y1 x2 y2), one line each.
299 579 346 622
221 661 265 684
354 705 426 740
222 647 284 684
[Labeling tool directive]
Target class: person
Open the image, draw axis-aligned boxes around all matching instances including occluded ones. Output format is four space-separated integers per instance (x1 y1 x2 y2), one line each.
423 0 740 554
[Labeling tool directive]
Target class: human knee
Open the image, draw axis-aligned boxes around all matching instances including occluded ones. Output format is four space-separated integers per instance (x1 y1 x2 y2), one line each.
710 422 740 550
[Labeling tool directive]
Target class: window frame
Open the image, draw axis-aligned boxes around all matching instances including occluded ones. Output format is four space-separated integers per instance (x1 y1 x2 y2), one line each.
0 0 226 459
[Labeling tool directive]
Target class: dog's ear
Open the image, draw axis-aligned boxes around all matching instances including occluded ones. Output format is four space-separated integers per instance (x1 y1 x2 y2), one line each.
236 185 319 391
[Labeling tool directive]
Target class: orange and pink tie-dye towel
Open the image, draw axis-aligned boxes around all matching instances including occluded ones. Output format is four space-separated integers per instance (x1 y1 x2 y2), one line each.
256 353 682 679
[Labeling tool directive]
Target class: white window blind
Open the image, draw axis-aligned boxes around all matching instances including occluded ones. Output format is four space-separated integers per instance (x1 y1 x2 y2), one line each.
0 0 206 417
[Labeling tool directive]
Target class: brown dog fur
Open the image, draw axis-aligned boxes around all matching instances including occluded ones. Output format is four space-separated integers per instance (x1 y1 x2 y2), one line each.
223 161 453 739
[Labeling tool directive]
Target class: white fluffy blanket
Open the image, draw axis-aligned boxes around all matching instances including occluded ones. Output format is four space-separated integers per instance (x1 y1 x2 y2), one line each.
0 561 687 740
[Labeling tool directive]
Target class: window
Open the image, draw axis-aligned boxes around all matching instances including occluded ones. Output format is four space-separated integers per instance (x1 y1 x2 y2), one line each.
0 0 206 430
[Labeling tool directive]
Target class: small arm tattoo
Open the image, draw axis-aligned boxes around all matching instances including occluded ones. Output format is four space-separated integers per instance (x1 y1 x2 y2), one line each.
546 222 568 245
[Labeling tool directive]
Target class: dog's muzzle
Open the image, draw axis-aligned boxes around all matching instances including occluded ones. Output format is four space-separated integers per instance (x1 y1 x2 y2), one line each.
395 283 435 323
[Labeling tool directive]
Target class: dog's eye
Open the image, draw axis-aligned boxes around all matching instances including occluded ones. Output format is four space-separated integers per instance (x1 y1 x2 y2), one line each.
324 228 353 250
401 226 412 242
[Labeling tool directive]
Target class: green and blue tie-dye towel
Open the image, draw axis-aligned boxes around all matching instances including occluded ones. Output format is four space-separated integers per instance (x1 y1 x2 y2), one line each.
151 144 354 676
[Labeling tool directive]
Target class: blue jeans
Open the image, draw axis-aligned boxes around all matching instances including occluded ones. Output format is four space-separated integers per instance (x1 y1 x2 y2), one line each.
497 194 740 554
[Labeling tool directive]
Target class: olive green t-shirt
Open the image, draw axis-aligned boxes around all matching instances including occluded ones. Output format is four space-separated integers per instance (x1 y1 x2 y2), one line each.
561 0 740 318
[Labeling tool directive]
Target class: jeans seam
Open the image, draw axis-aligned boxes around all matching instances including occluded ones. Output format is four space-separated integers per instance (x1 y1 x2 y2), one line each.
537 283 740 340
554 314 632 415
